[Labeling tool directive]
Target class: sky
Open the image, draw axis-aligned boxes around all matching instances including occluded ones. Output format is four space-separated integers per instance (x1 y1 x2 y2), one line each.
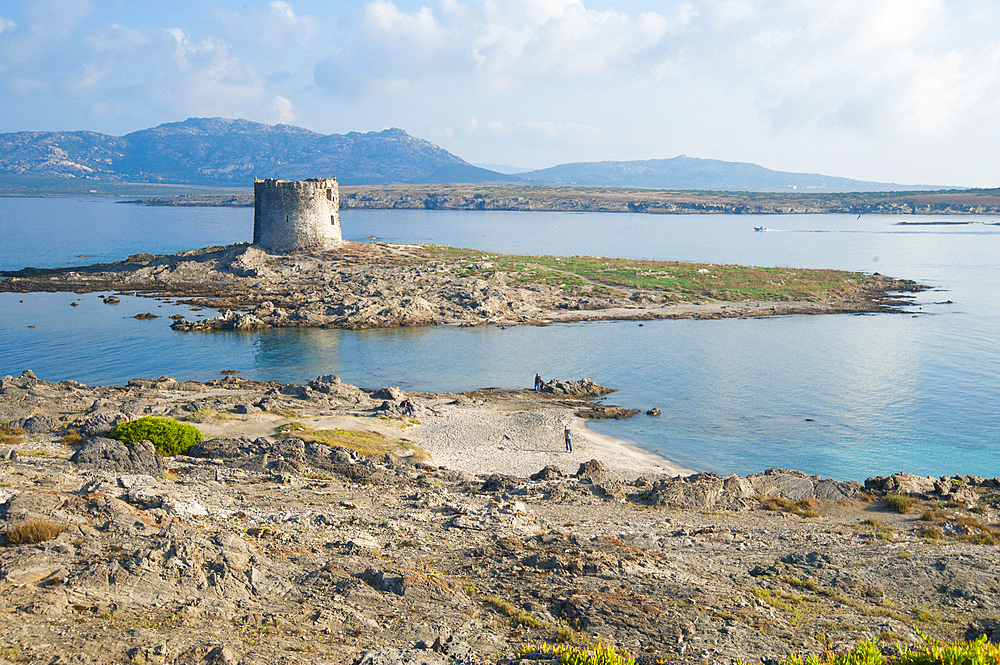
1 0 999 187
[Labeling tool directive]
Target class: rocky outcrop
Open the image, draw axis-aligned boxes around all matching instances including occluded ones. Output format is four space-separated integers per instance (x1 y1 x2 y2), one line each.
71 437 165 476
0 242 925 332
639 468 865 510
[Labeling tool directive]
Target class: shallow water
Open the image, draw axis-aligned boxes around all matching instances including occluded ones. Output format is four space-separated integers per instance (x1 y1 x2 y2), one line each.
1 197 998 480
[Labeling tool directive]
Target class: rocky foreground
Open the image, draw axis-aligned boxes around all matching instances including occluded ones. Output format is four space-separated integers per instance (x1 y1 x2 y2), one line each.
0 242 922 331
1 371 998 665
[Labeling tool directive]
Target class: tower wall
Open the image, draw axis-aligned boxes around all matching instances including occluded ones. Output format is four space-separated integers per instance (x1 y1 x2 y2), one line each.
253 177 342 253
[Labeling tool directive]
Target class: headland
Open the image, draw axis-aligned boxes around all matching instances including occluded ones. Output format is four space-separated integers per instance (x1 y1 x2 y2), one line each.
0 370 997 664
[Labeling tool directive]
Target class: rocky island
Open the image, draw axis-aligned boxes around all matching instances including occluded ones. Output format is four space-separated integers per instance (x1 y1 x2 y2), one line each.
0 241 923 332
0 370 998 665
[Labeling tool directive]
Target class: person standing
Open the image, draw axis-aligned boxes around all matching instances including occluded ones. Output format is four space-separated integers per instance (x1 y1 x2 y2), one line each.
534 373 543 392
564 424 572 452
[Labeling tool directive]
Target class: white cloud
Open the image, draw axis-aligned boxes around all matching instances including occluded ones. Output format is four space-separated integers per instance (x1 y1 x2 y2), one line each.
0 17 16 35
271 95 296 123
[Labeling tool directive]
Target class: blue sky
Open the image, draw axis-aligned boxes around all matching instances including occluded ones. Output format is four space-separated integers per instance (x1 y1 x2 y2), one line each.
1 0 999 186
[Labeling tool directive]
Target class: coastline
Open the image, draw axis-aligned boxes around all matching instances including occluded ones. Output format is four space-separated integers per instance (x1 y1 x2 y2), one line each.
2 369 998 664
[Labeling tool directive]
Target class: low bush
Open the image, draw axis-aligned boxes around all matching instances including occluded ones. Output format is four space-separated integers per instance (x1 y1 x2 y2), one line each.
884 495 915 514
109 416 202 456
769 635 1000 665
5 517 68 545
518 643 635 665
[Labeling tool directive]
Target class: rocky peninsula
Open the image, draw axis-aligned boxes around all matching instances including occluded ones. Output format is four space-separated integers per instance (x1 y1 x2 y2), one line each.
0 242 922 331
0 370 998 665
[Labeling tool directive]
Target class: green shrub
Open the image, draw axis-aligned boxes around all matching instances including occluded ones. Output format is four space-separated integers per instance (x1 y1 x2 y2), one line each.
109 416 202 456
518 643 635 665
768 635 1000 665
884 495 916 514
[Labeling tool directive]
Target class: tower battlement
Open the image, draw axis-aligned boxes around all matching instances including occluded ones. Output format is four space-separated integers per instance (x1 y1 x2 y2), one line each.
253 177 342 253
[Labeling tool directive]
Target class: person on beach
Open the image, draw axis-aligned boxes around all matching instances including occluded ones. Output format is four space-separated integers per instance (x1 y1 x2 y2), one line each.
401 399 414 417
564 424 572 452
534 373 543 392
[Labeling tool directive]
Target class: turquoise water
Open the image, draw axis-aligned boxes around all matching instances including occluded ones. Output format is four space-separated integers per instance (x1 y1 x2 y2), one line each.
1 197 998 480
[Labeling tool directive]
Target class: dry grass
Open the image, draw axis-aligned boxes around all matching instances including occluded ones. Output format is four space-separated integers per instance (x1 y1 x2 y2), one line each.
0 423 25 445
276 422 430 462
757 496 820 518
5 517 68 545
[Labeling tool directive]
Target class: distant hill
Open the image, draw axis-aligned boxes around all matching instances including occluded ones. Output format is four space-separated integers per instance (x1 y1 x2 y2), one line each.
0 117 515 186
0 118 946 191
519 155 940 192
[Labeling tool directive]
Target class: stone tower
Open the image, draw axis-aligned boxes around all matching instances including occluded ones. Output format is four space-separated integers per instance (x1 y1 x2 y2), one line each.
253 177 342 253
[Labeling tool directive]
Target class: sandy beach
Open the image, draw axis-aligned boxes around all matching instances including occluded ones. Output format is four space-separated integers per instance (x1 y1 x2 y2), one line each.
174 382 691 480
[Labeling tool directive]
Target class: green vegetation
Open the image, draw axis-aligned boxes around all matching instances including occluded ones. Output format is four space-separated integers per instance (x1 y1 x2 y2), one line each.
417 245 878 302
517 643 635 665
763 635 1000 665
484 595 545 629
884 495 916 514
4 517 68 545
182 407 235 424
758 496 820 518
109 416 202 456
275 422 429 462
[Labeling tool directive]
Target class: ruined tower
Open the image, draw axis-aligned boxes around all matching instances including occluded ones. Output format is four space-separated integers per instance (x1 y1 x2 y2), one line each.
253 177 342 253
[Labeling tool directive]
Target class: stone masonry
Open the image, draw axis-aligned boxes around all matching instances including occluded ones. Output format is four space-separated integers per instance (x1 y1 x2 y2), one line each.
253 177 342 253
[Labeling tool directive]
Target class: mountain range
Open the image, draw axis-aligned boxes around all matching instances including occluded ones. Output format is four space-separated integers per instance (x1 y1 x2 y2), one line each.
0 117 940 192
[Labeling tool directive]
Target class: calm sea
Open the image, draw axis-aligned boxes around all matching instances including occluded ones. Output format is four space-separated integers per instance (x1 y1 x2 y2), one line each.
1 196 998 481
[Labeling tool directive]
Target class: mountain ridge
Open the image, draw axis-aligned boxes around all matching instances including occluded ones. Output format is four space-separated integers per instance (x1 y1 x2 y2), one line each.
0 117 945 191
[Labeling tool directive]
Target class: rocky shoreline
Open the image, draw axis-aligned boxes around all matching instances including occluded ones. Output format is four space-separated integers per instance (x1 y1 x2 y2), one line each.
1 370 999 665
120 184 1000 216
0 242 923 332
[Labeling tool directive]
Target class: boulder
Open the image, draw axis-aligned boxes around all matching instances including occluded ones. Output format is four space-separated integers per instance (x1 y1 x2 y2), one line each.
540 378 614 396
575 459 605 479
76 411 129 437
371 387 406 402
865 471 936 495
71 437 164 476
530 465 566 481
9 415 60 434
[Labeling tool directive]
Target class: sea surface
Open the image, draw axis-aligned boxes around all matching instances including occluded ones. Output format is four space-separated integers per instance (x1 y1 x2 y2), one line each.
2 196 999 481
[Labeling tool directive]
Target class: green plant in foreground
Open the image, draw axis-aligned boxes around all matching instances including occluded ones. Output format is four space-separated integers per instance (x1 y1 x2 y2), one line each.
109 416 202 456
518 642 635 665
763 635 1000 665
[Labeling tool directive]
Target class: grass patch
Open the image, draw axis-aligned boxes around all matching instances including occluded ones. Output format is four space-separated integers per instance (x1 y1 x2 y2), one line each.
416 245 883 303
60 428 82 445
758 496 820 518
858 519 895 541
883 495 916 514
4 517 68 545
0 423 25 445
275 422 429 462
182 408 235 424
484 595 545 629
